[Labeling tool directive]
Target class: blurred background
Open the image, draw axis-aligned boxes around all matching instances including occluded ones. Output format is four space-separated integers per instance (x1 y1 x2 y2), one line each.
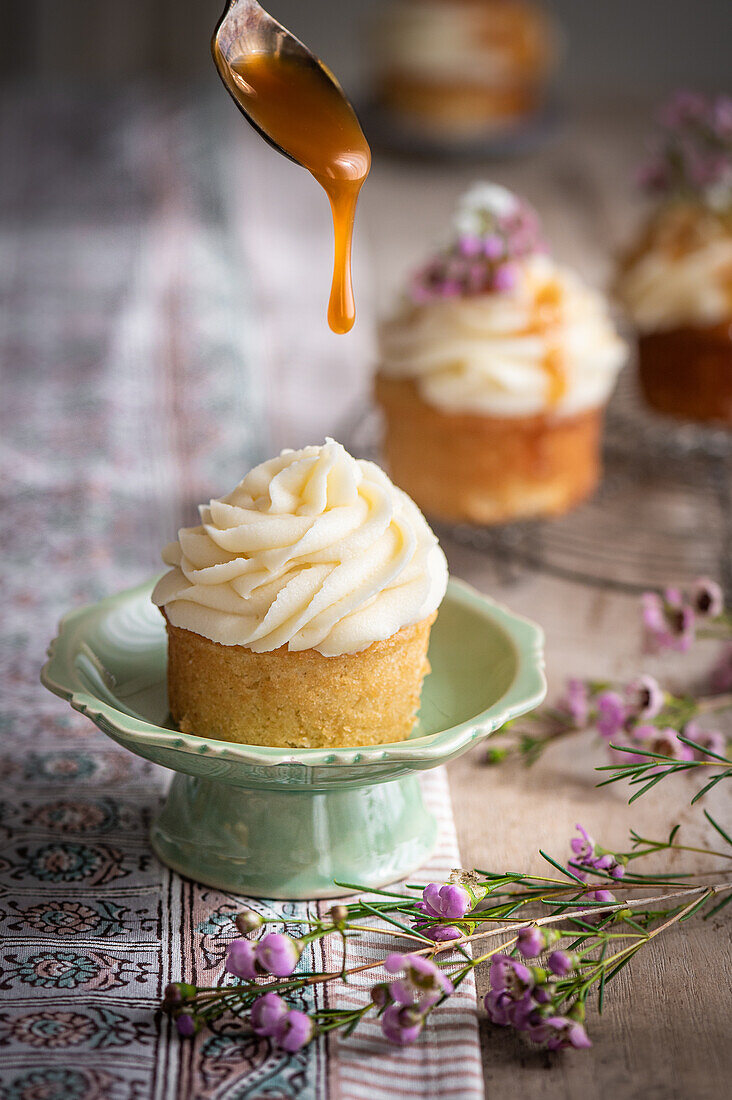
1 0 730 92
1 0 730 588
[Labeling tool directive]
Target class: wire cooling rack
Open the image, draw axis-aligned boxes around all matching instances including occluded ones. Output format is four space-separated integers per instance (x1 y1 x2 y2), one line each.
343 369 732 597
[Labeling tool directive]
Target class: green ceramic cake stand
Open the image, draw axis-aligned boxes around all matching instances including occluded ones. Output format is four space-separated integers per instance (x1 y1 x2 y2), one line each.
41 577 545 899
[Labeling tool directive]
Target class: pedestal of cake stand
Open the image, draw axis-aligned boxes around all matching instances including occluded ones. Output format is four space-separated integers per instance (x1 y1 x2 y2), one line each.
150 771 437 899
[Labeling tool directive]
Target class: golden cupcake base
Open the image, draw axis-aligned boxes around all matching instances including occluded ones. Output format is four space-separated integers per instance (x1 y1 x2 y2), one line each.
638 323 732 426
163 613 435 749
376 75 541 137
375 376 602 525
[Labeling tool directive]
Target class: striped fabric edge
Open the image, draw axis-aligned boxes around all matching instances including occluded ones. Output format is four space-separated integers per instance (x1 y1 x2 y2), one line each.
315 767 485 1100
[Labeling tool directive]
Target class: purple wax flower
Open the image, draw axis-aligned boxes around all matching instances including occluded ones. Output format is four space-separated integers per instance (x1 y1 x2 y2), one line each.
492 264 517 293
646 727 694 761
659 90 708 129
225 938 259 981
385 953 453 1008
416 923 463 943
175 1013 198 1038
256 933 301 978
547 950 575 977
483 234 504 260
683 721 727 760
517 926 545 959
557 678 590 728
489 955 534 999
691 578 724 619
570 824 595 862
638 92 732 205
625 676 664 721
250 993 289 1038
273 1009 314 1053
421 882 472 920
484 988 513 1027
529 1015 592 1050
596 692 627 740
590 853 626 880
586 889 616 905
458 233 482 257
381 1004 424 1046
485 988 542 1031
642 591 696 653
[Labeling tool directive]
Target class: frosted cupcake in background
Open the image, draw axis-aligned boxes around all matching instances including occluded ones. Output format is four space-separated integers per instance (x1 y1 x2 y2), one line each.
370 0 560 143
616 92 732 426
376 184 627 525
152 440 448 749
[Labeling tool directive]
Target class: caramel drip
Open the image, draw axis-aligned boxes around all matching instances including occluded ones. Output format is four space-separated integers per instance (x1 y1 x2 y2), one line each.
542 346 567 406
533 279 566 407
226 51 371 334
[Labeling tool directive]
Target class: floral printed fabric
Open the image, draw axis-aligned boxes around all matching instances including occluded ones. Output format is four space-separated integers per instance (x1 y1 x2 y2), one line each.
0 94 483 1100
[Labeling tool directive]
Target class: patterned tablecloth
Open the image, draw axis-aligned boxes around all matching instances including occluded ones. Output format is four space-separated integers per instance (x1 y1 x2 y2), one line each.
0 93 483 1099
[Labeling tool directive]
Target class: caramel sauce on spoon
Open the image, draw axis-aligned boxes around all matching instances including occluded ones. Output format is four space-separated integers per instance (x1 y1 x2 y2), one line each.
218 48 371 333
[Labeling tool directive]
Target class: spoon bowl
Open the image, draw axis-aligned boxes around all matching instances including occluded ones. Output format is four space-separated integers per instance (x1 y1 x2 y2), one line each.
212 0 357 167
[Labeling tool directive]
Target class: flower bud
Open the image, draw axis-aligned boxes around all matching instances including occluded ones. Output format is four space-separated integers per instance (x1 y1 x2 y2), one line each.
256 932 302 978
370 982 393 1007
175 1012 200 1037
329 904 349 924
235 908 263 935
567 1000 586 1023
613 907 633 924
517 925 545 958
163 982 196 1010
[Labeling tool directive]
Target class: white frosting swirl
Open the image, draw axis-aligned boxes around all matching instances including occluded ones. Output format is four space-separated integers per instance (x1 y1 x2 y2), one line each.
379 254 626 417
152 440 448 657
617 219 732 333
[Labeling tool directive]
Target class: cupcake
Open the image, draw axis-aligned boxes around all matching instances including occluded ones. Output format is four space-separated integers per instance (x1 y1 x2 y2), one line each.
370 0 560 144
376 184 626 525
616 92 732 426
151 440 448 749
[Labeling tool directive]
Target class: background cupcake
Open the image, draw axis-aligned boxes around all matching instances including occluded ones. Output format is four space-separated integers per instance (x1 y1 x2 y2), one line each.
370 0 560 144
376 184 627 525
616 92 732 426
152 440 448 749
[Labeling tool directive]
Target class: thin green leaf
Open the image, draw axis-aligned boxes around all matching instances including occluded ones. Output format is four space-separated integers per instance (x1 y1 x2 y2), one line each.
703 810 732 848
703 893 732 920
358 901 434 944
333 882 413 899
679 892 713 921
628 772 670 802
603 950 639 984
539 849 585 884
677 736 731 764
691 771 730 804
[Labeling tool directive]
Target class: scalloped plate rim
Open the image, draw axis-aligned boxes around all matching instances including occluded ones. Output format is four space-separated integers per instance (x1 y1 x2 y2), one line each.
41 576 546 770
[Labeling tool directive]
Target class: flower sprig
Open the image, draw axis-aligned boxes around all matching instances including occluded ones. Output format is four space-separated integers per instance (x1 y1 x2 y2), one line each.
485 576 732 777
161 825 732 1055
409 183 545 304
638 91 732 211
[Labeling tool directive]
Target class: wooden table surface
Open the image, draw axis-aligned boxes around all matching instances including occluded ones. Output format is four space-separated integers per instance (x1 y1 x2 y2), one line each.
4 88 728 1098
232 96 731 1099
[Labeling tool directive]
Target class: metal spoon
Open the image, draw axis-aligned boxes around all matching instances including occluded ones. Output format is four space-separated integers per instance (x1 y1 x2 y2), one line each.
211 0 359 167
211 0 371 334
